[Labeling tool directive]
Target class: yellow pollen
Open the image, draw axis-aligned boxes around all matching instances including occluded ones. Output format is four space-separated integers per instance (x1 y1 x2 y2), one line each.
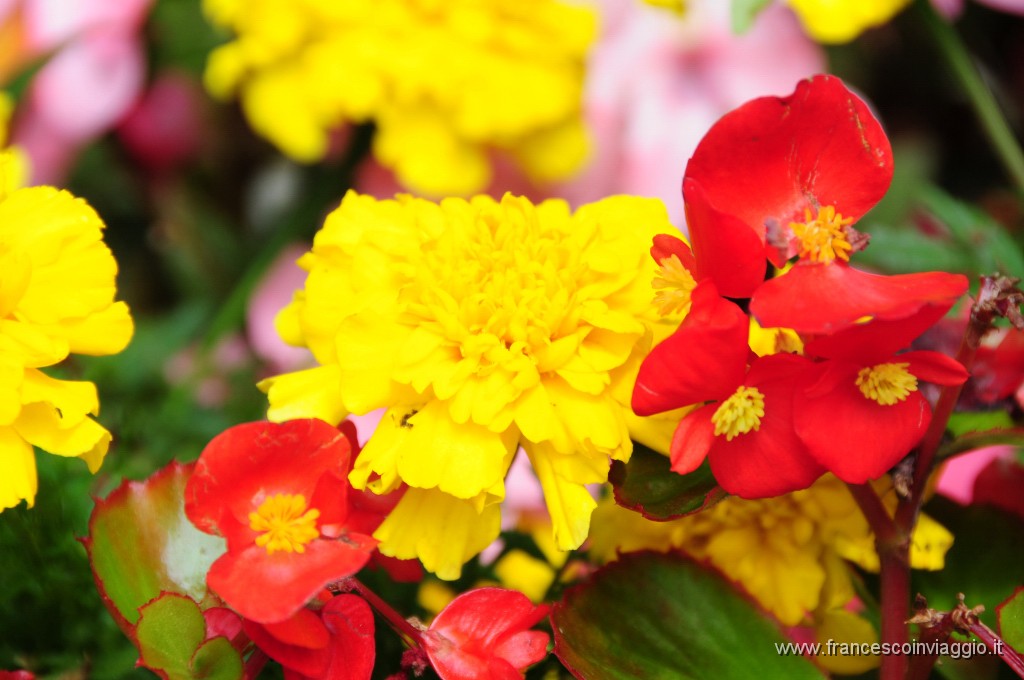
711 386 766 441
248 493 320 554
855 362 918 406
789 205 853 264
652 254 697 317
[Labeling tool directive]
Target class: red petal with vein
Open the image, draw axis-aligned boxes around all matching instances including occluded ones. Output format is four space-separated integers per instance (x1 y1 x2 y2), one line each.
707 354 824 498
750 263 967 335
669 404 717 475
185 419 353 548
424 588 550 680
683 178 768 298
632 281 749 416
208 534 376 623
794 362 931 483
684 74 892 235
317 595 375 680
650 233 697 274
244 609 330 678
804 301 962 361
904 351 969 386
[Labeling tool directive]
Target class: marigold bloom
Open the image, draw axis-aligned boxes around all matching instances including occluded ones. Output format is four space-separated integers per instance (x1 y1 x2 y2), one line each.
0 184 133 511
589 475 953 627
261 191 680 578
203 0 594 196
184 419 377 623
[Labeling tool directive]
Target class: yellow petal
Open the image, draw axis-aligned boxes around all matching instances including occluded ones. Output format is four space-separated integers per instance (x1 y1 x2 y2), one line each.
0 426 36 510
493 550 555 603
13 402 110 471
373 487 501 580
814 610 881 674
525 441 599 551
259 364 349 425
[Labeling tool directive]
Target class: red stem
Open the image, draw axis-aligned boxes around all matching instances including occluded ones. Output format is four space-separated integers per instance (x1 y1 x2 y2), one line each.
878 548 911 680
969 621 1024 678
346 577 425 647
846 483 900 548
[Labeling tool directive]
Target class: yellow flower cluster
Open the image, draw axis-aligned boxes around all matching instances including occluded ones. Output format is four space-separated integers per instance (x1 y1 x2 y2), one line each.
0 106 134 510
203 0 595 196
261 191 680 579
785 0 912 43
589 475 952 673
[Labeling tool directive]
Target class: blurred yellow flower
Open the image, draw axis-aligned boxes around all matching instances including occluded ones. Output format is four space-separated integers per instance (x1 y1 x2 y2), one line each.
203 0 595 196
641 0 686 14
261 191 680 578
785 0 911 43
590 474 952 626
0 187 134 511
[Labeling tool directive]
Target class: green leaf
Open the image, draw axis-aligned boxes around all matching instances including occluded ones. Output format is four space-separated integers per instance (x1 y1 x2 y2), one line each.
191 638 245 680
85 462 226 631
609 443 726 521
552 551 825 679
136 594 208 679
946 412 1015 438
998 587 1024 654
134 594 243 680
938 427 1024 462
915 499 1024 630
731 0 773 33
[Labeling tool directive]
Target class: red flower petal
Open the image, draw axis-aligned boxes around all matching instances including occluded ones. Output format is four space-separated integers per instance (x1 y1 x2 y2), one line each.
424 588 550 680
685 75 892 237
750 263 967 335
903 351 969 387
794 361 931 483
651 233 697 274
244 608 331 677
318 595 376 680
683 178 768 298
669 404 717 475
185 419 353 549
707 354 824 498
803 301 961 361
632 281 749 416
208 534 376 623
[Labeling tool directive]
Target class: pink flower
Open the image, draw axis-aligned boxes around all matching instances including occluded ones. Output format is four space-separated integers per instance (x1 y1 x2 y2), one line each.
556 0 824 225
247 244 316 374
5 0 153 183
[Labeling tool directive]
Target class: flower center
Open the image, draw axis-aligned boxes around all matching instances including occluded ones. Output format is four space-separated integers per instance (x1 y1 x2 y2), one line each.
249 493 320 554
652 254 697 317
855 362 918 405
711 386 766 441
789 205 853 264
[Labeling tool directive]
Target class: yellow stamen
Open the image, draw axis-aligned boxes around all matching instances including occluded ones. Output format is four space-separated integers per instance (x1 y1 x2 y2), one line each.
711 386 766 441
652 254 697 317
855 362 918 405
789 205 853 264
249 493 320 554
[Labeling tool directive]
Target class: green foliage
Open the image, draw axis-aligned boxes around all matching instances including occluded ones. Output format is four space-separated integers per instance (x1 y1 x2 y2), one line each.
609 442 726 521
730 0 774 34
552 552 824 680
998 588 1024 655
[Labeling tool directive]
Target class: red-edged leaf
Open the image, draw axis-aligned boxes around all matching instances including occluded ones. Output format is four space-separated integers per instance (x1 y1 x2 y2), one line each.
609 441 727 521
552 552 824 679
85 462 226 634
135 593 243 680
998 587 1024 654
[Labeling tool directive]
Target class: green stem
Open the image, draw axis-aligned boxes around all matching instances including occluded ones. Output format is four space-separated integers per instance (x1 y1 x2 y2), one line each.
914 0 1024 194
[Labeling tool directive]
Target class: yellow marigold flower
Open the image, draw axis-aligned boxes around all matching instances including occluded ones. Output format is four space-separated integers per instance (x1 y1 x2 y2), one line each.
785 0 911 43
203 0 595 196
589 474 952 627
260 191 679 579
641 0 686 14
0 92 28 198
0 187 134 511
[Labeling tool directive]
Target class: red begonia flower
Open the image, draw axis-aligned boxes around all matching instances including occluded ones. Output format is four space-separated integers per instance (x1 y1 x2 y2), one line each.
633 280 749 417
243 594 375 680
670 352 825 499
792 311 968 483
422 588 550 680
684 74 892 266
750 261 968 334
682 178 768 298
633 281 824 498
185 419 377 623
